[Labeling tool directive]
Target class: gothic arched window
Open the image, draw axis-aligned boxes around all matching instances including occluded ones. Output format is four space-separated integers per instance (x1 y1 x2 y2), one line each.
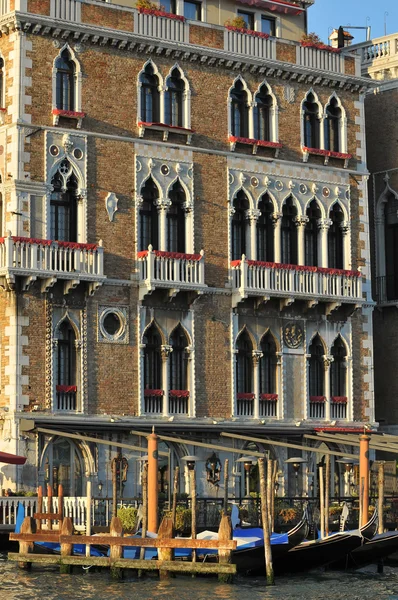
324 96 342 153
139 177 159 251
55 48 76 111
0 57 4 109
384 192 398 300
281 196 298 265
230 80 249 138
253 84 273 141
259 332 277 394
169 325 189 391
303 92 320 149
164 68 185 127
50 165 78 242
167 180 186 253
330 337 347 397
231 191 249 261
328 203 344 269
309 335 324 397
143 324 162 391
42 438 83 496
140 63 160 123
257 194 274 262
305 199 321 266
236 330 253 395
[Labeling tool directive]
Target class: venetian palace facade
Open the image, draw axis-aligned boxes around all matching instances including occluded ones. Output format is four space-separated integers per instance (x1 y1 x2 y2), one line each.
0 0 376 499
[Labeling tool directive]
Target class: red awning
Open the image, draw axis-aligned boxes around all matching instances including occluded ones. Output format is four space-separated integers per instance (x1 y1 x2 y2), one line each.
0 451 27 465
236 0 304 15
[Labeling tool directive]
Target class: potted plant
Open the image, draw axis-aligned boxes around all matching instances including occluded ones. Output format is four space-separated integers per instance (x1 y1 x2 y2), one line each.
300 32 341 53
225 16 269 39
136 0 185 21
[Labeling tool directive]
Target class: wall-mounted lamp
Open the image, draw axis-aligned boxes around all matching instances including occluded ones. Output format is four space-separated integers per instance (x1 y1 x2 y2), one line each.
205 452 222 486
182 455 199 471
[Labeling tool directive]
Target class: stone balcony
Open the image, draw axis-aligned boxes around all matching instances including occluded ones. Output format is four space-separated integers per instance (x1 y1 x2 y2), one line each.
0 233 105 295
351 34 398 79
230 256 363 312
137 245 207 301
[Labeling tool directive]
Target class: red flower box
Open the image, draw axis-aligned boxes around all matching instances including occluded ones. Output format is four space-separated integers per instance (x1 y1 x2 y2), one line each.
2 236 99 251
137 249 202 261
225 26 269 39
138 121 194 133
144 389 163 396
302 146 352 160
237 392 255 400
229 135 282 149
0 107 6 113
169 390 190 397
260 393 278 401
331 396 348 404
139 7 185 21
52 109 86 119
12 236 52 246
310 396 326 403
301 42 341 54
56 241 98 251
56 385 77 393
231 259 361 278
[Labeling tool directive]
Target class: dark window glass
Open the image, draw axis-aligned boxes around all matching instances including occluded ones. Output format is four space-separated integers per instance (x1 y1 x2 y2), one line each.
169 325 189 390
305 199 321 266
167 180 186 252
236 330 253 394
230 79 249 138
309 335 324 397
57 321 76 386
384 192 398 300
184 0 201 20
253 85 272 141
324 97 341 153
164 68 184 127
237 10 254 30
140 63 160 123
231 191 249 261
103 313 121 336
261 16 275 36
143 325 162 390
303 92 320 149
162 0 176 13
281 196 298 265
328 203 344 269
257 194 274 262
139 177 159 251
50 166 77 242
330 337 346 397
0 58 4 108
55 49 75 111
259 332 276 394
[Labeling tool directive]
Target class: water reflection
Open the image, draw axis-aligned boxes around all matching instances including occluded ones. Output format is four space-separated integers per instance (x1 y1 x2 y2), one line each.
2 554 398 600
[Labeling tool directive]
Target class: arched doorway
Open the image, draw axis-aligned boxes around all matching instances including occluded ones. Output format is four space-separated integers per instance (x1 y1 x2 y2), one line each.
41 437 84 496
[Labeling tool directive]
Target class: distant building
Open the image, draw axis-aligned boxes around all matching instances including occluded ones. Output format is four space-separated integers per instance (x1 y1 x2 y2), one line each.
0 0 375 501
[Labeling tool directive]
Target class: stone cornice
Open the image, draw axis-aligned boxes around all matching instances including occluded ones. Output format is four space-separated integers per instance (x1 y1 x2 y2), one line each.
0 11 377 92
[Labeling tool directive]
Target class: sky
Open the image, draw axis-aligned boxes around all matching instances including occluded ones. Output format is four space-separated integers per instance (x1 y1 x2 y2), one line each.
307 0 398 44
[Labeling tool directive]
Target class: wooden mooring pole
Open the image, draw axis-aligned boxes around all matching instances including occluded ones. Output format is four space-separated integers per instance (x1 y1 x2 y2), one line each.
258 458 274 586
158 517 174 580
378 462 385 534
18 517 35 570
218 513 233 583
325 455 330 537
223 459 229 516
171 466 179 528
190 468 197 566
319 466 325 539
60 517 73 574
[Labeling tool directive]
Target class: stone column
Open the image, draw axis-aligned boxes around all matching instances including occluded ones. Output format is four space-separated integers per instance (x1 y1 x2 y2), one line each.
317 218 332 268
341 221 351 270
252 350 263 419
245 208 261 261
294 216 309 266
271 212 282 263
322 355 334 421
155 198 171 251
161 344 172 416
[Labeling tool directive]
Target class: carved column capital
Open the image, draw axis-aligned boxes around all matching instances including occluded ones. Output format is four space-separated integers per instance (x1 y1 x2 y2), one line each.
293 215 309 228
322 355 334 370
340 221 351 235
161 344 173 360
245 208 261 222
252 350 263 365
317 218 333 231
154 198 172 212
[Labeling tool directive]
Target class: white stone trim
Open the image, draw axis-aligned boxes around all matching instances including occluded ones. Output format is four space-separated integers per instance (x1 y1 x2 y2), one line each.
300 88 324 151
227 75 253 138
52 44 82 113
164 63 191 129
324 92 348 154
98 306 129 344
137 59 164 124
253 79 279 143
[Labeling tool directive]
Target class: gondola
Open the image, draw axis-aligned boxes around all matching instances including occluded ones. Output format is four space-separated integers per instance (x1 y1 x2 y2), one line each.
341 530 398 569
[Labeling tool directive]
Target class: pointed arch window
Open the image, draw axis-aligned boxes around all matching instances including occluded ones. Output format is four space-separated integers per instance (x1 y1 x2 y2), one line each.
55 320 77 412
259 332 277 395
330 337 347 398
42 438 83 496
236 330 253 395
328 203 344 269
308 335 324 398
167 180 186 253
169 325 189 392
0 57 4 108
303 92 320 149
139 178 159 251
143 324 162 391
55 48 76 111
231 191 249 261
50 165 78 242
257 194 274 262
253 85 272 141
384 192 398 300
281 196 298 265
164 68 185 127
140 63 160 123
230 80 249 138
305 199 321 266
324 96 342 153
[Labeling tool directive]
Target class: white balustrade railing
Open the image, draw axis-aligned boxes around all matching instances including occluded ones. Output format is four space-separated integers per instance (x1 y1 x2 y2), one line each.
330 399 347 420
169 393 189 415
309 399 325 419
231 257 362 306
259 396 278 418
0 234 104 280
134 12 189 43
50 0 81 22
56 387 78 412
296 45 345 74
138 246 205 297
237 394 277 418
144 392 163 414
224 29 276 60
0 497 37 527
361 38 395 66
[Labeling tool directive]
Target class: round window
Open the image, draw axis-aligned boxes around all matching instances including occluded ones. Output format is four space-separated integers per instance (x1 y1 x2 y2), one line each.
103 312 121 336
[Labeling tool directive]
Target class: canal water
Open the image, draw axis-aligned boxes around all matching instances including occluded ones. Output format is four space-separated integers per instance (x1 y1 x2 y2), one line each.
2 553 398 599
